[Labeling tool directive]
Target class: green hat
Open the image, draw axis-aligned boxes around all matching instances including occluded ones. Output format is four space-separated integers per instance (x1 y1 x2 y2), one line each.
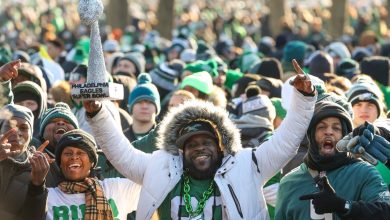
282 41 307 63
127 73 161 114
184 60 219 77
224 69 243 90
180 71 213 95
238 51 261 73
270 97 287 119
77 37 91 56
39 102 79 137
72 47 88 65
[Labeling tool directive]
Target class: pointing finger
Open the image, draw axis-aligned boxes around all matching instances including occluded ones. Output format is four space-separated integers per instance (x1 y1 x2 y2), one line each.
37 140 49 152
292 59 307 76
0 128 17 144
299 193 318 201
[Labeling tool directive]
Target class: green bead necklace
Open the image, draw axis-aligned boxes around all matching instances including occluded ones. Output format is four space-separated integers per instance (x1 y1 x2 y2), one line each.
183 173 215 217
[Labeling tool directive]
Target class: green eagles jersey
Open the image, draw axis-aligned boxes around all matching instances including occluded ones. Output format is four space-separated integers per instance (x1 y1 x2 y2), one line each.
376 161 390 189
275 162 390 220
158 176 223 220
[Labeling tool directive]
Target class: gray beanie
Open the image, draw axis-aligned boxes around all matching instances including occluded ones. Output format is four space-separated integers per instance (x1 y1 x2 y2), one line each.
119 52 146 77
2 104 34 133
241 95 276 122
346 78 383 117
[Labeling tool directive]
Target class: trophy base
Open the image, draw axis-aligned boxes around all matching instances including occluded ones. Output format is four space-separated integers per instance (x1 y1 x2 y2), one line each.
71 82 124 101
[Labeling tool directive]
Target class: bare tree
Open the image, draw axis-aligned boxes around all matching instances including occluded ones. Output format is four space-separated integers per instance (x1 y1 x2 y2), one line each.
387 0 390 27
266 0 292 37
106 0 129 30
156 0 175 39
329 0 348 39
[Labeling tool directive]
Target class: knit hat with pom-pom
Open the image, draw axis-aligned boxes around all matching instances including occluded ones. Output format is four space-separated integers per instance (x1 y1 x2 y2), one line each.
127 73 161 114
39 102 79 138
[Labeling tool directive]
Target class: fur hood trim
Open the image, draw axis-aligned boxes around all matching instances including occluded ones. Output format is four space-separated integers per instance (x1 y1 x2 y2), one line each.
157 100 242 155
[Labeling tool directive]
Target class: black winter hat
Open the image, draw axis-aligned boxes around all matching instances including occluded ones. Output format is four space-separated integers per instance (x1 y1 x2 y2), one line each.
232 74 261 98
250 57 283 80
360 56 390 86
308 51 334 81
55 129 98 168
335 58 359 79
308 101 353 136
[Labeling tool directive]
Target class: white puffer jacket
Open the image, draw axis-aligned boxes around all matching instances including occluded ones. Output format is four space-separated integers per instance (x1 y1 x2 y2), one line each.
88 89 316 220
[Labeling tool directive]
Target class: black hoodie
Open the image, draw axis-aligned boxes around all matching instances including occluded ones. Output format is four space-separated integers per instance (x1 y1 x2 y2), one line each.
304 101 359 171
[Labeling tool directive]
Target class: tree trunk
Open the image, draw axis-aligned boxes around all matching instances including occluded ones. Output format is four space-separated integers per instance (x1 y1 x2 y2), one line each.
267 0 291 37
387 0 390 27
156 0 175 39
106 0 129 30
329 0 348 39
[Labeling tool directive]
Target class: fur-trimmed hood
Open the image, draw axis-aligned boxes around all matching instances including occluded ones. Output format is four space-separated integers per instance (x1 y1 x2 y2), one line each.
157 100 242 155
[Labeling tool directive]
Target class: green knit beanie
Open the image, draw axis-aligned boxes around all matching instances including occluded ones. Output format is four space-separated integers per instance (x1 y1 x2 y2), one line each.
39 102 79 137
180 71 213 95
127 73 161 114
282 41 307 63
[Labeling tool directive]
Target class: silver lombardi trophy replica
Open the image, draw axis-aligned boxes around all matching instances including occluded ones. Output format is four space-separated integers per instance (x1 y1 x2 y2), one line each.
71 0 123 100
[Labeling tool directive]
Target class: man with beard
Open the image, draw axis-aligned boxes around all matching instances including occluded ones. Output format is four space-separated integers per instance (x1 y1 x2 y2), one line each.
275 101 390 220
38 102 79 187
85 60 316 219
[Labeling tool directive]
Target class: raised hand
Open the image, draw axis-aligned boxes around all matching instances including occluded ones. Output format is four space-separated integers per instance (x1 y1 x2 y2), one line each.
0 60 21 81
290 59 315 94
35 140 55 164
29 140 51 186
299 176 346 214
83 100 102 114
0 128 20 161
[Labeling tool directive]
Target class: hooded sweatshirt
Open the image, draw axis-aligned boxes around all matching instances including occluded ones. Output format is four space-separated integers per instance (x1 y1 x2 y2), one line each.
304 101 358 171
13 81 47 138
276 101 390 220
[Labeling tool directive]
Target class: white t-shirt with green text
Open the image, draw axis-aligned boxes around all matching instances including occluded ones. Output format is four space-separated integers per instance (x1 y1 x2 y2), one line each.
46 178 141 220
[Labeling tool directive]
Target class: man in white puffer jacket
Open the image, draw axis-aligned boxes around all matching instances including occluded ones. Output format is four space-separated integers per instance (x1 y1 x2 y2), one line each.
85 60 317 220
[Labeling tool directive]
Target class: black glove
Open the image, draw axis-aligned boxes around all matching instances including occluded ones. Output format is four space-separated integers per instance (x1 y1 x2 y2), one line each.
299 176 347 214
352 121 379 137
